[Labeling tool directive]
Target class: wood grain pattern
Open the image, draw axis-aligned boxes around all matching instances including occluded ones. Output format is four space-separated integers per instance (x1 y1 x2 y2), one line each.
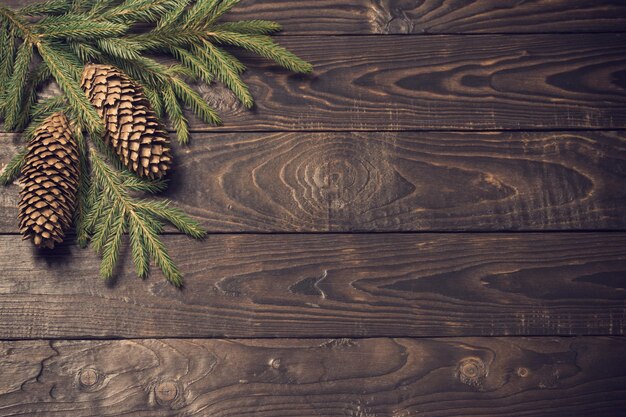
6 0 626 34
145 35 626 131
1 337 625 416
3 35 626 132
1 233 625 339
229 0 626 34
4 129 626 232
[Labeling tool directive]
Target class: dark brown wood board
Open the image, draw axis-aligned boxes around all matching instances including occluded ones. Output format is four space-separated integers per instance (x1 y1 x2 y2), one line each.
1 337 625 416
6 0 626 34
20 35 626 132
143 35 626 131
1 233 625 339
2 130 625 232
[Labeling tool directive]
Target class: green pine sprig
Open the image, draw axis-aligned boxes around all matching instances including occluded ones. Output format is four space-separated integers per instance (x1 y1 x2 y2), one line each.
89 145 205 285
0 0 312 286
0 145 27 185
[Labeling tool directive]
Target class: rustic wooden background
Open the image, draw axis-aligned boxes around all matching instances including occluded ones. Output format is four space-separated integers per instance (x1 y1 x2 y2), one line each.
1 0 626 416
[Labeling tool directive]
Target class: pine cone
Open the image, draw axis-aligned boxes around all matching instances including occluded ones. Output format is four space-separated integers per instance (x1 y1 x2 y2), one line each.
80 64 172 178
18 113 79 249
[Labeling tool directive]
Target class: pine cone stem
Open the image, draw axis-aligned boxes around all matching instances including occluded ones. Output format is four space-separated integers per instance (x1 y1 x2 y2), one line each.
80 64 172 178
18 112 80 249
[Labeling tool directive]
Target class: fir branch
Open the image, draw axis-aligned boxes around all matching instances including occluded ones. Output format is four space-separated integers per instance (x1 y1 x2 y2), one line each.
92 198 120 252
30 96 69 122
101 0 180 24
88 0 118 16
99 54 169 87
13 63 52 131
0 17 16 101
156 0 189 30
0 7 35 41
196 41 252 107
99 211 126 278
200 0 239 28
132 211 182 286
68 40 102 61
166 63 195 79
37 41 103 135
133 199 205 238
181 0 218 28
209 31 313 73
2 40 34 130
128 216 149 277
162 81 189 144
74 126 92 247
0 145 27 185
96 37 142 60
215 20 281 35
125 30 203 51
18 0 71 16
144 85 164 117
34 15 129 40
171 46 214 85
121 171 168 193
169 72 221 126
83 180 108 234
89 148 201 286
71 0 96 13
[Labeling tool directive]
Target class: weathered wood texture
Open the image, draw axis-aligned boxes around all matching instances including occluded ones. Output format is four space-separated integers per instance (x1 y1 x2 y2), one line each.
230 0 626 34
1 233 625 339
1 337 625 416
138 35 626 131
3 36 626 132
13 34 626 132
6 0 626 34
2 131 625 232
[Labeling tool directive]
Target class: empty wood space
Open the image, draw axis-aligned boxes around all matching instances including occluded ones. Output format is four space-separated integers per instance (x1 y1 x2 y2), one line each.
2 337 625 416
1 1 626 416
1 233 625 339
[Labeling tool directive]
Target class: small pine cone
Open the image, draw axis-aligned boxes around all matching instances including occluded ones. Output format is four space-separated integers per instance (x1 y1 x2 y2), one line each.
81 64 172 178
18 113 79 249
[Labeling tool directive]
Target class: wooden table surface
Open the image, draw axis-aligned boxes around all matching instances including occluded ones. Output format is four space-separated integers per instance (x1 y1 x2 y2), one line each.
1 1 626 416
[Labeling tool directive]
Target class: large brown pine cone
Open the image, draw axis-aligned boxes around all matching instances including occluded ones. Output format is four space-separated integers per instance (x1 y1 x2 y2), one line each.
18 112 79 249
80 64 172 178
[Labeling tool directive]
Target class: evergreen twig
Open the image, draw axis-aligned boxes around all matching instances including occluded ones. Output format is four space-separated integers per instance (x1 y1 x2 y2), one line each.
90 148 203 285
0 145 27 185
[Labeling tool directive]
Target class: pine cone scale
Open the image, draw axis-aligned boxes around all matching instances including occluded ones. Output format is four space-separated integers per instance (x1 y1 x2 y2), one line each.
81 64 172 178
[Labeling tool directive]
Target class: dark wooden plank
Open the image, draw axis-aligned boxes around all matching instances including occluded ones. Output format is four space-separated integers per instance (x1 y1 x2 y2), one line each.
6 0 626 34
1 337 625 416
3 35 626 131
1 34 626 131
1 233 625 339
4 129 626 232
229 0 626 34
128 34 626 131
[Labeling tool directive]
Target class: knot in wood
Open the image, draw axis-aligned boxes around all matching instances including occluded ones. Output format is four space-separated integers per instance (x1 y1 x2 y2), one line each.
457 357 487 388
298 145 383 216
78 368 99 388
269 358 281 369
155 381 178 403
517 367 529 378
